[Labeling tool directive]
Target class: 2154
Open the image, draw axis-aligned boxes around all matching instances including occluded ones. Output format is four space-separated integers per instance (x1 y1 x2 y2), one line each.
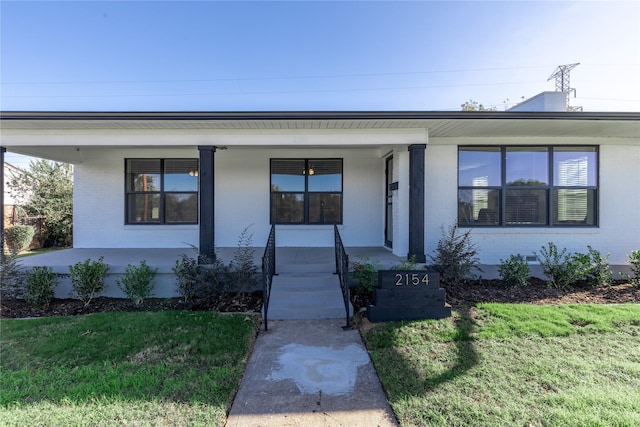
394 273 429 286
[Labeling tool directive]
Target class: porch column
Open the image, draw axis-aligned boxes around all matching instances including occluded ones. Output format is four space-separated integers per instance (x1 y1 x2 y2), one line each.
1 147 5 256
198 146 216 261
407 144 426 263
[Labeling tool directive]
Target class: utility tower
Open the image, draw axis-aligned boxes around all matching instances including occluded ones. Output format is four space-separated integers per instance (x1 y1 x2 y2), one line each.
547 63 581 111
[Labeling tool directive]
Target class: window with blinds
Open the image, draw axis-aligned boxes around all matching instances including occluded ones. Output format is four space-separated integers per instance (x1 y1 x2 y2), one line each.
458 147 597 227
270 159 342 224
125 159 198 224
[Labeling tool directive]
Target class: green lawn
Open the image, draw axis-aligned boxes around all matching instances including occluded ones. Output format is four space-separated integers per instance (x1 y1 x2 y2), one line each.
1 311 260 427
3 304 639 426
362 303 640 427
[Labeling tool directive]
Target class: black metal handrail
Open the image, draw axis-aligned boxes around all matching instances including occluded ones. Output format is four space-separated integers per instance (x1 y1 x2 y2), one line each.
262 224 276 331
334 224 351 329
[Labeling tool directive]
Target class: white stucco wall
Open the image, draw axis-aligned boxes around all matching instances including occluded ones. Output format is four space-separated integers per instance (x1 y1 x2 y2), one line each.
424 137 640 266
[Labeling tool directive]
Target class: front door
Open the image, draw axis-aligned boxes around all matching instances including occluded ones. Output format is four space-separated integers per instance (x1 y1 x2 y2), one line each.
384 156 393 248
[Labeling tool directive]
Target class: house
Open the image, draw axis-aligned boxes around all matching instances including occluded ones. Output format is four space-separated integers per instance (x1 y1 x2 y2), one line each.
1 110 639 297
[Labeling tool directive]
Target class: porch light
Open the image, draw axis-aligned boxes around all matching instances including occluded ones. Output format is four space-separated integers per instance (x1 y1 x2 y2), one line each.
189 170 198 177
302 168 315 175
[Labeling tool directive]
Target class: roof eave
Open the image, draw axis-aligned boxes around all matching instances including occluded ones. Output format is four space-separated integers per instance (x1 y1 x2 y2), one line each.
2 110 639 121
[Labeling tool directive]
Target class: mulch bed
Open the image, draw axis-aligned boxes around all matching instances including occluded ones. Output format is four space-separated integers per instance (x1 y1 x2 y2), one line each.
350 279 640 313
0 291 263 319
444 279 640 306
2 281 638 319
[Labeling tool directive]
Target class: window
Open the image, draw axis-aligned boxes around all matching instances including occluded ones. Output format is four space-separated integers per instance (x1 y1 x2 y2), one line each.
458 147 597 227
271 159 342 224
125 159 198 224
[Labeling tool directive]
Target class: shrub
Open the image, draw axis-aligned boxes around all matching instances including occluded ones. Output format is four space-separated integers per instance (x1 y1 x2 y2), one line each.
535 242 588 288
173 247 231 304
428 223 481 285
199 257 232 302
174 227 260 303
497 254 530 287
350 255 382 292
116 260 157 305
69 257 109 307
173 253 200 302
622 249 640 287
582 246 613 288
25 266 58 308
5 225 35 255
390 255 422 270
229 225 258 292
0 255 25 299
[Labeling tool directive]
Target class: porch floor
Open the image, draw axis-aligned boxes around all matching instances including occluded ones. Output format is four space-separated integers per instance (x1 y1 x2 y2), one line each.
16 246 406 273
15 246 406 300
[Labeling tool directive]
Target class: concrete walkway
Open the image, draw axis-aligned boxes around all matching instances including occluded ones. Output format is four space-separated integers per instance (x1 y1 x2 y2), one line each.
226 319 398 427
226 247 398 426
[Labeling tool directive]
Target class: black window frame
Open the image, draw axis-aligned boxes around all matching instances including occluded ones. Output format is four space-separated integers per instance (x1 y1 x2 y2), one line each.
125 158 199 225
458 146 598 227
270 158 343 225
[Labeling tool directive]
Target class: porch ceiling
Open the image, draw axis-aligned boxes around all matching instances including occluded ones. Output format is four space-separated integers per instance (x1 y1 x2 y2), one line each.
2 111 639 138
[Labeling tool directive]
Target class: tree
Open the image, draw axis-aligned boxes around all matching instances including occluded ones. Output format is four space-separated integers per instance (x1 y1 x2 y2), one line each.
461 100 497 111
9 159 73 247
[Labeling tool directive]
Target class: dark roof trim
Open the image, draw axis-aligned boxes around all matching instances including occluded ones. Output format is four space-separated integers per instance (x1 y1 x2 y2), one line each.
1 111 639 121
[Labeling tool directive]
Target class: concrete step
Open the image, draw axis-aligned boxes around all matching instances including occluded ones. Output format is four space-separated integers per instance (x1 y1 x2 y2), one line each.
274 247 336 274
276 263 335 274
267 273 352 320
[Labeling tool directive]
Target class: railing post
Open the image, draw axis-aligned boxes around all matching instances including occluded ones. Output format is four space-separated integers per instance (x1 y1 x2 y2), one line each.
334 224 352 330
271 225 276 277
262 224 276 331
334 227 339 275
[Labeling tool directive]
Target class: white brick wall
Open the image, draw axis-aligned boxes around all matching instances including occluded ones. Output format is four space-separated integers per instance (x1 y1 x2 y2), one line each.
215 147 385 247
74 148 199 248
74 146 387 249
68 134 640 267
424 138 640 265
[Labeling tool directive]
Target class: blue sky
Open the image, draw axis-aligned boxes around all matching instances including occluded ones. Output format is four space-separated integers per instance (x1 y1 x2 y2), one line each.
1 0 639 116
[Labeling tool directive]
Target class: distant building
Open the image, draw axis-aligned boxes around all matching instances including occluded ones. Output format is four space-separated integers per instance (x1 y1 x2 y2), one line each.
508 91 568 112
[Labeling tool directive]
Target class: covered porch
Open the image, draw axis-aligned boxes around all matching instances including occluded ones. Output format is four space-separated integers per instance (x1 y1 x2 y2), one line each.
16 246 407 299
1 113 432 267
